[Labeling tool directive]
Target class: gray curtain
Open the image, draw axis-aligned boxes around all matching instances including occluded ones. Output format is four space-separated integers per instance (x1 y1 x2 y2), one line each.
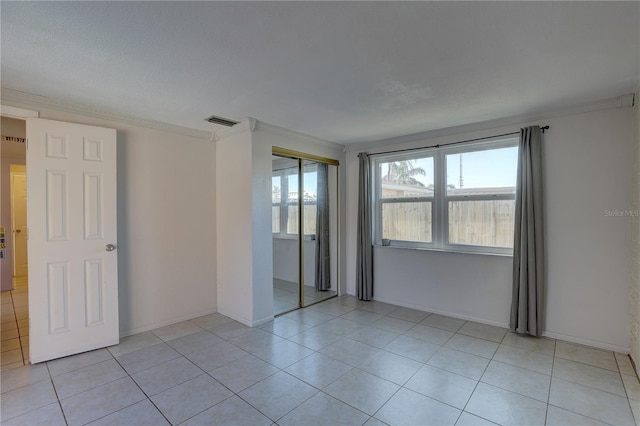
315 163 330 291
356 153 373 301
510 126 545 336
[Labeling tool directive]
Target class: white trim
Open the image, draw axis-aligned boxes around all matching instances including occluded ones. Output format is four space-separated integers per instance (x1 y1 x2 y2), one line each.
216 308 273 327
0 89 344 150
348 93 637 152
373 294 509 329
543 330 629 354
256 120 345 153
374 244 512 258
119 307 218 338
0 105 39 119
368 293 630 353
213 117 257 142
217 307 254 327
1 89 212 140
252 314 275 327
373 139 518 255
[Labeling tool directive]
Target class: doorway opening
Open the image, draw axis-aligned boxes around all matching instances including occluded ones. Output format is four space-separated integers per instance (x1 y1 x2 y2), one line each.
271 148 339 316
1 116 29 370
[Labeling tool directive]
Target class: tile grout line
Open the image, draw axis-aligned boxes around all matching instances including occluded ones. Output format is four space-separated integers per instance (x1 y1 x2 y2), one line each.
151 334 251 424
4 297 638 426
547 339 635 426
617 351 640 425
544 339 557 425
109 350 174 426
45 360 69 426
11 281 28 367
248 319 390 424
234 369 320 425
1 289 22 369
457 328 503 422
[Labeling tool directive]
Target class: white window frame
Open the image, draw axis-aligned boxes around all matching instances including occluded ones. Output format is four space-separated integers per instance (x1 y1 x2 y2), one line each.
373 137 518 255
374 152 436 250
272 163 318 238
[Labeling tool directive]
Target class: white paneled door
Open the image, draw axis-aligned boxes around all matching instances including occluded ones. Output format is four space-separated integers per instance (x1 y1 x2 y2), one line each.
27 118 119 363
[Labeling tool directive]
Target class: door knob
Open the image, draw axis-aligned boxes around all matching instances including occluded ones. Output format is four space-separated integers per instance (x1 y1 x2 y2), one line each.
105 244 116 252
15 229 21 233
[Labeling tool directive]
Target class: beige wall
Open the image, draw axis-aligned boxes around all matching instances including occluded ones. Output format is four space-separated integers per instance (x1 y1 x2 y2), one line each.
631 91 640 374
1 103 217 336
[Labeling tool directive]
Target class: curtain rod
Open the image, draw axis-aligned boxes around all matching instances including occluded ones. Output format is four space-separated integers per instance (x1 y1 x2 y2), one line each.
368 125 549 157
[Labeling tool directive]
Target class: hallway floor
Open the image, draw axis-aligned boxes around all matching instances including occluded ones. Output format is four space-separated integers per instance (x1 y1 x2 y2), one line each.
1 276 29 370
1 295 639 425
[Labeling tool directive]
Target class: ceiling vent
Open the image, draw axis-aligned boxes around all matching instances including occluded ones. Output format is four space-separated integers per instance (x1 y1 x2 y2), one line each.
205 114 239 127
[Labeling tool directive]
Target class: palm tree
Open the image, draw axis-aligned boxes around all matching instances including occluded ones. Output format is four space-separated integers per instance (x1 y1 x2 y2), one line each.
384 160 426 187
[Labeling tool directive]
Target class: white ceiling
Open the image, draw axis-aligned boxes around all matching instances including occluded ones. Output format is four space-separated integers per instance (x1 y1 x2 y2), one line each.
1 2 638 144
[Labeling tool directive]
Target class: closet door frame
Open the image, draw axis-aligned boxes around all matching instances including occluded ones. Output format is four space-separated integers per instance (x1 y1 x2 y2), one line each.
272 147 340 314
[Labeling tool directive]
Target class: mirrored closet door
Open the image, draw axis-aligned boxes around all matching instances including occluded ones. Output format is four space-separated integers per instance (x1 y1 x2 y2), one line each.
272 150 339 316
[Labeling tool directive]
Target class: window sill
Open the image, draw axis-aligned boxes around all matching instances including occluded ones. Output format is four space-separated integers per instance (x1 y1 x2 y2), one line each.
374 244 513 258
273 234 316 241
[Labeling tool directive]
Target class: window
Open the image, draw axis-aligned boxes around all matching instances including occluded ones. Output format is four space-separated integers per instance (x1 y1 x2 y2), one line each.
272 164 317 237
272 176 281 233
373 138 518 254
379 156 434 243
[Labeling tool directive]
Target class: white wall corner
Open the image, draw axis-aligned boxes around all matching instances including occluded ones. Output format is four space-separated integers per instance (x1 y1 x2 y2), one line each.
217 308 254 327
630 87 640 374
247 117 257 132
120 307 218 338
620 93 635 108
254 119 345 153
251 314 274 327
215 117 257 141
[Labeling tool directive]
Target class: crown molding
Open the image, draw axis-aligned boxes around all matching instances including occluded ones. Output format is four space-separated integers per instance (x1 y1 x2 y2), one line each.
254 120 345 152
1 88 213 140
0 105 39 119
211 117 257 143
346 93 636 153
4 88 633 150
213 118 346 154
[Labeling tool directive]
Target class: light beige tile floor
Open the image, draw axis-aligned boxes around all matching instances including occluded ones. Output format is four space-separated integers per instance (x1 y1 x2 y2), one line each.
1 276 29 370
1 295 639 425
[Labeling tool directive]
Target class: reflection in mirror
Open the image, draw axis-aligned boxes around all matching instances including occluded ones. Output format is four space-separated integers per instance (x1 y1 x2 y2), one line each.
302 159 337 306
272 153 338 315
272 155 300 315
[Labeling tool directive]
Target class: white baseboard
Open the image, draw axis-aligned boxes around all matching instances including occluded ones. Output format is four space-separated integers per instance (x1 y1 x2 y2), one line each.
372 295 509 329
370 294 630 353
120 307 218 338
217 308 252 327
543 330 629 354
252 314 275 327
215 308 274 327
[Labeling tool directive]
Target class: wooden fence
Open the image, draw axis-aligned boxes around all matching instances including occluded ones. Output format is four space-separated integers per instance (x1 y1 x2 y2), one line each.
382 200 515 247
273 200 515 247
